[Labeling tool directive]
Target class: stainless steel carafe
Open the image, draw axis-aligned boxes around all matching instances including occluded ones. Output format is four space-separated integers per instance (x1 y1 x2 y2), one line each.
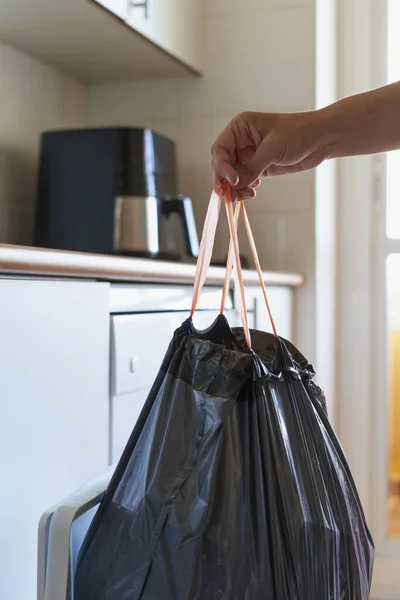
114 195 199 259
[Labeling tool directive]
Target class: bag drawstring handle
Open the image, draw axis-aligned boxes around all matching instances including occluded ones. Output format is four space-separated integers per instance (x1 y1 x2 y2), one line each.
219 202 240 314
190 191 221 317
240 199 278 338
190 181 277 347
223 187 252 348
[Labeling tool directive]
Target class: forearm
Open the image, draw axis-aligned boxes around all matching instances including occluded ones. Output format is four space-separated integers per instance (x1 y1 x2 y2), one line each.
318 81 400 159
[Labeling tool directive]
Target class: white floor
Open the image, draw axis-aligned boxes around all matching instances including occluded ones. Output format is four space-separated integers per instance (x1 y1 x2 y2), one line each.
370 558 400 599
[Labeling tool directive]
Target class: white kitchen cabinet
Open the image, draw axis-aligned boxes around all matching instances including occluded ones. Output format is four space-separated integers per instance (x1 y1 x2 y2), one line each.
110 308 225 463
0 278 110 600
244 285 293 340
126 0 202 71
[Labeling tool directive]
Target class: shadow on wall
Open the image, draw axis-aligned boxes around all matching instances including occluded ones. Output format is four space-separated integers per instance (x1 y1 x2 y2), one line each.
0 147 37 245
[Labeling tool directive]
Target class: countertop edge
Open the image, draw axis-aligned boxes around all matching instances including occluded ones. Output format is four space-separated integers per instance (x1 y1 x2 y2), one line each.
0 244 304 288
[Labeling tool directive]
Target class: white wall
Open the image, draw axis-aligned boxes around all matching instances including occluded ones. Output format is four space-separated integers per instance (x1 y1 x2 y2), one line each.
87 0 317 359
0 41 85 246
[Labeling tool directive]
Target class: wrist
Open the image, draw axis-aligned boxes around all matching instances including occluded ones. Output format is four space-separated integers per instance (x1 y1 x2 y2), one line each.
312 107 344 160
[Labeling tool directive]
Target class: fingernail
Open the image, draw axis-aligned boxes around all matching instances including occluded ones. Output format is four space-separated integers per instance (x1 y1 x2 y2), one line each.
242 191 255 200
225 173 239 186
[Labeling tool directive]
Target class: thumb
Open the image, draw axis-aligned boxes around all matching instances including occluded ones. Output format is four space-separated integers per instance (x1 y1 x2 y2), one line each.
236 141 275 188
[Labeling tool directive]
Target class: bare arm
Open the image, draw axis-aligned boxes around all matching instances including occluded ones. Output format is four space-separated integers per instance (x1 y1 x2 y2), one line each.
211 82 400 199
321 81 400 158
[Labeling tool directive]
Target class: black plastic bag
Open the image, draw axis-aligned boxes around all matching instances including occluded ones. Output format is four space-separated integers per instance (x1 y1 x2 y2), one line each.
74 189 374 599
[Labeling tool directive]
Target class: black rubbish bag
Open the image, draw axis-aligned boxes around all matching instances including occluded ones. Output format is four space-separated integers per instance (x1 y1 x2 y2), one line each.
74 189 374 600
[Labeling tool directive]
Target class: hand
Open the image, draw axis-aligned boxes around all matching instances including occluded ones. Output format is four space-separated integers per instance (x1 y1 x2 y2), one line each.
211 111 328 200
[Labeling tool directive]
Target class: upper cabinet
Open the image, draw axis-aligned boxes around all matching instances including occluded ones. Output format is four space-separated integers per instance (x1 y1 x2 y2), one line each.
125 0 202 72
0 0 203 83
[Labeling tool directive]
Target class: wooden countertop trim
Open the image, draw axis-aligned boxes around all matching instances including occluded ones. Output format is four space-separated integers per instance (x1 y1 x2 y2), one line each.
0 244 304 287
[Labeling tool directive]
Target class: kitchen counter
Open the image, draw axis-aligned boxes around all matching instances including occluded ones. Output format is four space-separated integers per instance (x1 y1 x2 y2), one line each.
0 244 304 287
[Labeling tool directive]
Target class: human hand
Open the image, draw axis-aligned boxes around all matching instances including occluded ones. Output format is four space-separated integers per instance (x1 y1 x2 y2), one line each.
211 110 328 200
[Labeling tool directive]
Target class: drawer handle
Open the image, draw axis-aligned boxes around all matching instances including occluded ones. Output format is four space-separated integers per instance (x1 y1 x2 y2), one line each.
129 357 138 374
130 0 150 19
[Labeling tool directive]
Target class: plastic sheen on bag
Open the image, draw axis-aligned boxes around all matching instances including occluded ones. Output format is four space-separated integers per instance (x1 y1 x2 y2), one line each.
74 183 374 600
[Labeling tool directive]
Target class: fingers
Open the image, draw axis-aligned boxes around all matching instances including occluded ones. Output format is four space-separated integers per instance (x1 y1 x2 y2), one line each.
249 178 261 189
211 110 324 201
241 187 257 200
239 177 260 200
237 140 274 188
213 171 261 201
212 157 239 198
212 128 240 190
211 115 273 199
213 160 239 187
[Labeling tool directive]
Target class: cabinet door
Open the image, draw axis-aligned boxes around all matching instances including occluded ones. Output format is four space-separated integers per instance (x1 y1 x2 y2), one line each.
0 279 110 600
126 0 202 70
111 388 150 462
244 286 293 340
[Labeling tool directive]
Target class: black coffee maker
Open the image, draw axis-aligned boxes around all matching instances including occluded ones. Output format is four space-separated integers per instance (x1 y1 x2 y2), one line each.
34 127 199 260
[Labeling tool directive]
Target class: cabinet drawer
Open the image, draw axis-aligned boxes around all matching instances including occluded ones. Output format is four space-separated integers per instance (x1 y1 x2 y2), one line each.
111 310 225 396
111 313 183 396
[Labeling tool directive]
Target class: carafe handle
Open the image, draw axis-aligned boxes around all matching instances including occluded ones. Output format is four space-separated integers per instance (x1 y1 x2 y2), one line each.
162 197 199 258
